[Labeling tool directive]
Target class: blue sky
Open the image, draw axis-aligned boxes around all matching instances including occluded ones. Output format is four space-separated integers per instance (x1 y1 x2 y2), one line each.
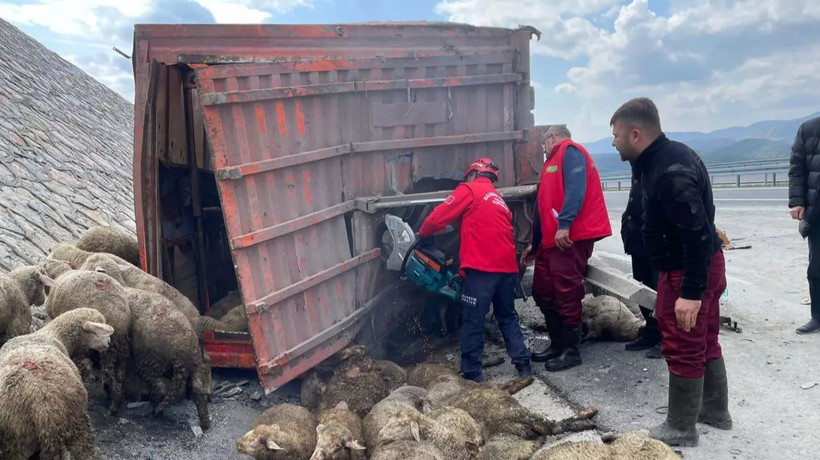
2 0 819 142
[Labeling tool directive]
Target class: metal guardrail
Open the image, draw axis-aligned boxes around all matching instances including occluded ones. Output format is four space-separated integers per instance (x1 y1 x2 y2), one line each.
600 158 790 190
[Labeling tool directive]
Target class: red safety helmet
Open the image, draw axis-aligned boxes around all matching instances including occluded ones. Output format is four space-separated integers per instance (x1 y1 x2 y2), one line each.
464 157 499 182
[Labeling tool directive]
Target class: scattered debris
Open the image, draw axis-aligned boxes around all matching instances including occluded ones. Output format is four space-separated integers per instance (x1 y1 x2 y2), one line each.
800 382 817 390
219 387 243 399
250 391 263 401
717 228 752 250
126 402 149 409
720 316 742 333
118 418 129 425
190 424 203 439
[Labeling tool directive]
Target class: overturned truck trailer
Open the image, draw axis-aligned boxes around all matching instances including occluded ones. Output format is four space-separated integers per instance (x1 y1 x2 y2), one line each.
131 22 548 393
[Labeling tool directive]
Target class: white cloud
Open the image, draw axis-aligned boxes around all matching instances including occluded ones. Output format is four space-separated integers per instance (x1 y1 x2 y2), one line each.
194 0 313 22
435 0 820 140
0 0 151 38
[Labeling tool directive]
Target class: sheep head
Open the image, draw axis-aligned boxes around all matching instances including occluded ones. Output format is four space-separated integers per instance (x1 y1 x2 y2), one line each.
237 424 286 457
377 413 421 444
309 423 366 460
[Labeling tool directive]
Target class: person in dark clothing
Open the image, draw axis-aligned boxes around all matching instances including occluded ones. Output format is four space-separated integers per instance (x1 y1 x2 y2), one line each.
788 115 820 334
419 158 532 383
521 125 611 372
621 168 662 358
610 98 731 448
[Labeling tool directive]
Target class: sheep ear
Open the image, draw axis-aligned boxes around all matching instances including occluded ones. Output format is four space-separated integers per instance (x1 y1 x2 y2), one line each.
345 439 366 450
315 423 326 434
266 439 283 450
334 401 348 410
82 321 114 337
411 421 420 442
39 273 58 288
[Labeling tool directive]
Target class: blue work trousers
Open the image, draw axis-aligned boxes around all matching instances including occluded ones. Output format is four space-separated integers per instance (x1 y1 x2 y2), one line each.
460 269 530 379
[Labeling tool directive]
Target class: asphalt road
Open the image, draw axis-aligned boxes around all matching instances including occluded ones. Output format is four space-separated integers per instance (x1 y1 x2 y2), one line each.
526 185 818 460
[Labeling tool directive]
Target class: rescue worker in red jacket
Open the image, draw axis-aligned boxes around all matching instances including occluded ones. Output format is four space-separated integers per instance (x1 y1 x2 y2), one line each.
419 158 532 382
522 125 612 372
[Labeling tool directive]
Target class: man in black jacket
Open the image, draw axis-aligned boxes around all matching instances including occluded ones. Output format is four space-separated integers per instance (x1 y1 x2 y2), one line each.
621 168 662 358
610 97 731 448
788 115 820 334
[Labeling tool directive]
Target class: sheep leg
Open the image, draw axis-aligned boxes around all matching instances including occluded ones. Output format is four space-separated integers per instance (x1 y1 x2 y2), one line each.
149 378 170 415
193 387 211 430
66 415 101 460
497 376 534 395
106 347 129 415
545 407 599 435
99 349 118 414
155 363 188 415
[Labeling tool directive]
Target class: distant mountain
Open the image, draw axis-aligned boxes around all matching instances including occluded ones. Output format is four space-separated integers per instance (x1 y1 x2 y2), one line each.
589 111 818 173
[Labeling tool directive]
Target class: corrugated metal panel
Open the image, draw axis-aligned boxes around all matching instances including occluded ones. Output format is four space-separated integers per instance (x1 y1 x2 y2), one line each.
133 23 539 392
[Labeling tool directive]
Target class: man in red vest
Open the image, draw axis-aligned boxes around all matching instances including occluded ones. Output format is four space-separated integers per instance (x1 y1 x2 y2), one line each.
522 125 612 371
419 158 532 383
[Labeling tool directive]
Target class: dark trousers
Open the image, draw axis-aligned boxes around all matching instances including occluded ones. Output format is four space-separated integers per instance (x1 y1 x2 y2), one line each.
632 255 661 341
531 240 595 326
807 233 820 319
460 269 530 378
656 251 727 379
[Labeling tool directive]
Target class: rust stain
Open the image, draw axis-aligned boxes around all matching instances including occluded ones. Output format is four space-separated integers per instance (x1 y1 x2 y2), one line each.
275 101 287 135
295 101 306 135
302 169 312 205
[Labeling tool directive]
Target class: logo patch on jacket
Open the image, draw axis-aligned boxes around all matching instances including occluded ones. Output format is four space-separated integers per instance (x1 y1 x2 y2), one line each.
546 165 559 173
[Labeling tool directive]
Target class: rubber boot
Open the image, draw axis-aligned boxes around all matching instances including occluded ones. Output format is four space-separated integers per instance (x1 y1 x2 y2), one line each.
532 310 563 362
544 324 582 372
698 357 732 430
625 306 662 351
649 373 704 447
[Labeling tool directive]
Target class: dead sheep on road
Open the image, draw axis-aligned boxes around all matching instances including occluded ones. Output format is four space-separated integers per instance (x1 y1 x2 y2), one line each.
582 295 645 342
310 401 366 460
0 308 114 459
476 434 539 460
531 429 681 459
449 387 597 440
377 406 483 460
368 439 445 460
80 252 201 328
75 225 141 267
237 403 317 460
125 287 210 428
406 363 459 389
45 270 132 414
318 346 407 418
362 388 425 449
0 265 47 347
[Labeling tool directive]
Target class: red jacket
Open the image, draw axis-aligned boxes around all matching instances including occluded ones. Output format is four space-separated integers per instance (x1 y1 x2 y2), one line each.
537 139 611 249
419 177 518 274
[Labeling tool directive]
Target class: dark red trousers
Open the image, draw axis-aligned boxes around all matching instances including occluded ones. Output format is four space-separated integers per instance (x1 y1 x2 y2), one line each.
531 239 595 326
656 250 727 379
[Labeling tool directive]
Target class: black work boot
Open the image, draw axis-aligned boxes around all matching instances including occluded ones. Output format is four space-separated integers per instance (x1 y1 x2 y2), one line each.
514 360 533 378
645 343 663 359
698 357 732 430
796 318 820 334
544 324 582 372
649 373 704 447
626 306 662 351
532 310 563 362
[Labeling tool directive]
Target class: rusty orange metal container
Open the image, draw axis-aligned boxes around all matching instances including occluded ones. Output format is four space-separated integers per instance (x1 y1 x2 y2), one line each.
131 22 544 393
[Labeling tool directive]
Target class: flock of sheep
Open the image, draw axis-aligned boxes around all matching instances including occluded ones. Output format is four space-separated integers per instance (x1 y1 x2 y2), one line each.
0 226 246 459
0 224 659 459
235 344 681 459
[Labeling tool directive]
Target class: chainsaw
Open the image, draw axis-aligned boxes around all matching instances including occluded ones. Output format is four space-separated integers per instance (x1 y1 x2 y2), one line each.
382 214 463 302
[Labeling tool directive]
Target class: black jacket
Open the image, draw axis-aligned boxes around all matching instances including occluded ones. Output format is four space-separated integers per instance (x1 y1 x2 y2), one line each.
621 167 646 257
788 116 820 225
634 134 722 300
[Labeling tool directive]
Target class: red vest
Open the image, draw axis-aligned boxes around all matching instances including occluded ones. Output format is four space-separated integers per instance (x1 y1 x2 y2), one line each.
420 178 519 274
537 139 612 249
